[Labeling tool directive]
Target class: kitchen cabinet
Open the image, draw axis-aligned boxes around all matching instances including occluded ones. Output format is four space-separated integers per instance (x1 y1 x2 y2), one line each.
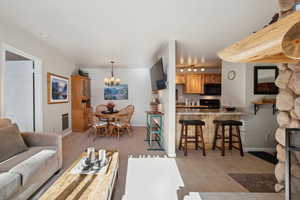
204 74 221 84
185 74 204 94
176 74 185 84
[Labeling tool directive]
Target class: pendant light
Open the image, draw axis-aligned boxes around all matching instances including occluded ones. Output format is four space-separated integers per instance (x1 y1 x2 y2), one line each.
104 61 121 86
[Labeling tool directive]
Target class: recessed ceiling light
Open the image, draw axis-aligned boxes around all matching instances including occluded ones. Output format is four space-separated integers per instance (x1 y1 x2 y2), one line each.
188 68 192 72
180 69 184 72
201 68 205 72
180 58 184 64
193 68 197 72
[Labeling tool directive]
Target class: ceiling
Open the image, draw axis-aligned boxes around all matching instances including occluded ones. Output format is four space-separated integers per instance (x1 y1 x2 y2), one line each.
0 0 278 68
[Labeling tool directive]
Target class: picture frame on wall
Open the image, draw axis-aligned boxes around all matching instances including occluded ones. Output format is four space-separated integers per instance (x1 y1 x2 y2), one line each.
254 66 279 95
47 72 69 104
104 84 128 100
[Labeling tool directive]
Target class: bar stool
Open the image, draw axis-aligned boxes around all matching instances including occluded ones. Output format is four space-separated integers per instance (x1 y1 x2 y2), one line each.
212 120 244 156
179 119 206 156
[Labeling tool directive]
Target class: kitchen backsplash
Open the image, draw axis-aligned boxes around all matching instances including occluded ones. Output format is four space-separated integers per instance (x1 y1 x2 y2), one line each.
176 84 221 103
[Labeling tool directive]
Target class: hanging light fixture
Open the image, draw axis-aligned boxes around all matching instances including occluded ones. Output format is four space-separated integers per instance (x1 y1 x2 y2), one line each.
104 61 121 86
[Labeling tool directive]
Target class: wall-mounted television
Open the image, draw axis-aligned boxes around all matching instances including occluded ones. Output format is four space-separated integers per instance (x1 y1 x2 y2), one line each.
150 58 166 91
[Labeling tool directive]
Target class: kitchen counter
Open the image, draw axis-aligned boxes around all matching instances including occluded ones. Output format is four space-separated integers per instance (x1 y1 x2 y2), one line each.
176 108 247 148
176 108 246 115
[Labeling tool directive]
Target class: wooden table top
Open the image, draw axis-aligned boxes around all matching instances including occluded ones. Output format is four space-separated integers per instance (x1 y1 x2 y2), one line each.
39 151 119 200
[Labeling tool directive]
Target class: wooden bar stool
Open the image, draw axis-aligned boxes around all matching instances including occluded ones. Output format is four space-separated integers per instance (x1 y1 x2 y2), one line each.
212 120 244 156
179 119 206 156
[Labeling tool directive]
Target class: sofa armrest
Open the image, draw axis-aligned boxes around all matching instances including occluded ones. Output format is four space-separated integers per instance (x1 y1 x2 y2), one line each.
21 132 62 169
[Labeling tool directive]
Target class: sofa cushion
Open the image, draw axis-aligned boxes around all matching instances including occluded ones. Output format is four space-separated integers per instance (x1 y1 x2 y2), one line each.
0 146 56 173
0 172 21 200
0 124 28 163
9 149 58 186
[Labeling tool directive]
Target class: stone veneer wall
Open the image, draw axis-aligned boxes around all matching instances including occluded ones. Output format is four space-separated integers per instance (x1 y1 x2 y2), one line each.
274 0 300 192
274 62 300 192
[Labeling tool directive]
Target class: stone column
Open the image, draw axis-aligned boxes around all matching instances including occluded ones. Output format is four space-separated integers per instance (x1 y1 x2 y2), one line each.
274 1 300 192
274 62 300 192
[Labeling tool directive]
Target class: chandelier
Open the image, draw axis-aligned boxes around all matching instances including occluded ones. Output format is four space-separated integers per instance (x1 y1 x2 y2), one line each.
104 61 121 86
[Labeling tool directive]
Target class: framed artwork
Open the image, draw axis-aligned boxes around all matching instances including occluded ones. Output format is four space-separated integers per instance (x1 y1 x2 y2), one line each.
104 84 128 100
47 73 69 104
254 66 279 95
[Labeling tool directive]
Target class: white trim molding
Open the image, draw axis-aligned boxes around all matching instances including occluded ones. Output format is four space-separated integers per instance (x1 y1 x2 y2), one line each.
167 153 177 158
62 130 72 137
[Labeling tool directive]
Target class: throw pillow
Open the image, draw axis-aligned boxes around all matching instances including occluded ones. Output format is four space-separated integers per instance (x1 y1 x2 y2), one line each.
0 124 28 163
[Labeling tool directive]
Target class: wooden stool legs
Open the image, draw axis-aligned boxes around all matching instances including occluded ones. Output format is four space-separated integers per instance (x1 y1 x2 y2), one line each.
179 124 206 156
212 123 244 157
236 126 244 156
221 125 225 156
179 124 184 150
199 125 206 156
184 124 188 156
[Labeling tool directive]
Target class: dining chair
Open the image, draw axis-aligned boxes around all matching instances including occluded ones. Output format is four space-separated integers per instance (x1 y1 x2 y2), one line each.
111 107 132 140
95 104 108 122
91 112 108 140
126 105 135 130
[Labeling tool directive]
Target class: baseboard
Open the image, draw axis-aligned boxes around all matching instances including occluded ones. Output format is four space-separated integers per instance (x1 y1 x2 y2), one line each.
244 147 276 153
132 123 146 127
167 153 176 158
62 130 72 137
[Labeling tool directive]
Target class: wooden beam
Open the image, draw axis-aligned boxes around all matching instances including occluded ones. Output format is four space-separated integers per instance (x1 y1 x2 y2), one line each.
218 11 300 63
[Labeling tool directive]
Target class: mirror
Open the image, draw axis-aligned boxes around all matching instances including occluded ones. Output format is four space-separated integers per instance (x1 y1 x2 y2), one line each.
254 66 279 95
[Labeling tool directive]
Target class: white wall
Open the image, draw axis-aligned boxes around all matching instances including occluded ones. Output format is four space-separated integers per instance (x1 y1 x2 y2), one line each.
221 61 278 151
244 63 277 150
152 40 176 157
221 61 246 107
0 22 77 134
83 68 152 126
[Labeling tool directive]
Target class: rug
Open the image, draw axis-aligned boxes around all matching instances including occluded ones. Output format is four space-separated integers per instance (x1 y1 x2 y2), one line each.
248 151 278 165
228 173 277 193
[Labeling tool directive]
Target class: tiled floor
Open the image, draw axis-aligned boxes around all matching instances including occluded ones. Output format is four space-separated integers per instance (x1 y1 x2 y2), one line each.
175 149 277 198
33 127 283 200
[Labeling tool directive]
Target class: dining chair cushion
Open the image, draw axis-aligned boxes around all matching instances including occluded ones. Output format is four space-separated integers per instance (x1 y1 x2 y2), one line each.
111 122 126 128
94 121 107 127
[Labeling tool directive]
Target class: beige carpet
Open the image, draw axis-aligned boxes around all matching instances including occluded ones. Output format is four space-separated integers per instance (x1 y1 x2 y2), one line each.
32 127 283 200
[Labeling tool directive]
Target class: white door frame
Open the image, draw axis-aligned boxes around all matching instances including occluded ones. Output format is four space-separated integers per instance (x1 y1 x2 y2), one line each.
0 42 43 132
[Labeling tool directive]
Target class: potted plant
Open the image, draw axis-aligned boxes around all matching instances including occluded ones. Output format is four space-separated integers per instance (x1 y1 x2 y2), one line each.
106 102 115 112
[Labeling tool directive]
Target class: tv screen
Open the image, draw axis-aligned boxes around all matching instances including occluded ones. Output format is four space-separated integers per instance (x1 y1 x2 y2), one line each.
150 58 166 91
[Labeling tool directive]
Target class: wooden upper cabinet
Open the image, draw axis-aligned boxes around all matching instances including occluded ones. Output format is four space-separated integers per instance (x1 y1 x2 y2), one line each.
185 74 204 94
176 74 185 84
204 74 221 84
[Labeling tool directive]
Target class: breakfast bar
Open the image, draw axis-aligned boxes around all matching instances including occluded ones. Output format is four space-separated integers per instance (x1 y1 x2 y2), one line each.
176 108 246 149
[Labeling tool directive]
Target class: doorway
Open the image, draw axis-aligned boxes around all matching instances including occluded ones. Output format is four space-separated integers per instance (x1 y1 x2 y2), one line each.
0 43 43 132
4 51 35 131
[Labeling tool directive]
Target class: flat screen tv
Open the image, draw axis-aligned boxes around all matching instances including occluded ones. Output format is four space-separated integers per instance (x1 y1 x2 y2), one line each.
150 58 166 91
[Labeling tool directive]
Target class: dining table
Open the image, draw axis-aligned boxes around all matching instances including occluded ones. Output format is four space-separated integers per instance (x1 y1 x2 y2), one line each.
95 110 119 136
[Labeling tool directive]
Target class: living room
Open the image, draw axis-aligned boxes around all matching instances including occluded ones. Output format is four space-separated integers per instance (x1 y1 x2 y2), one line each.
0 1 300 200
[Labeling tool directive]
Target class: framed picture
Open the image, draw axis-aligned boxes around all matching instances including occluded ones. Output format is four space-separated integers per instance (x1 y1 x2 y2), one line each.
47 73 69 104
104 84 128 100
254 66 279 95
